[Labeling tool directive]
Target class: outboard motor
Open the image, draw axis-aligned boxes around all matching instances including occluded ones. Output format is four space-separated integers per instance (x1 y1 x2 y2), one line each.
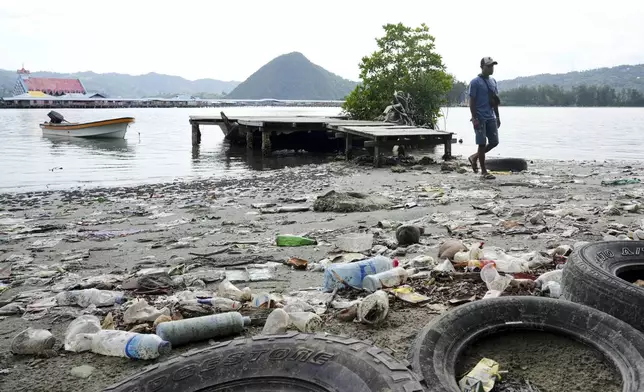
47 111 65 124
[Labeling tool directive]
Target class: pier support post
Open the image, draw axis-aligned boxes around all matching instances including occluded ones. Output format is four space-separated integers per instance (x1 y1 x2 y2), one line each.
373 137 380 168
261 127 272 156
344 133 353 160
246 129 253 149
191 123 201 145
442 136 452 160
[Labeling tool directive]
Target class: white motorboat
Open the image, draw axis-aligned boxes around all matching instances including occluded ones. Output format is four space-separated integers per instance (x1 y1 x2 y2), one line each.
40 111 134 139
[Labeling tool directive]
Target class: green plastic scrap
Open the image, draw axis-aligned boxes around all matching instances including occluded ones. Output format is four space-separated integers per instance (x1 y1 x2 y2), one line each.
600 178 641 186
458 358 501 392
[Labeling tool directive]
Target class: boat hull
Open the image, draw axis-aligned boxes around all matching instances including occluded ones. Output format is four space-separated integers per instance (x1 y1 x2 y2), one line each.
40 117 134 139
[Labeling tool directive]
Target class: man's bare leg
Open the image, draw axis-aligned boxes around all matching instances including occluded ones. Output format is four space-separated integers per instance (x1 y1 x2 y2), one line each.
478 144 487 174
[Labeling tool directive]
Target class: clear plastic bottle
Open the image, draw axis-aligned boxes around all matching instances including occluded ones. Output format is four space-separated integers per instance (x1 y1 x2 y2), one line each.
155 312 251 346
323 255 398 292
195 297 242 311
91 330 170 359
362 267 413 292
55 288 125 308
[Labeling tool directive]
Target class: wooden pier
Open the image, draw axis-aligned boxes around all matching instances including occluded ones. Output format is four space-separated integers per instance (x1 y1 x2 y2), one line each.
189 114 453 166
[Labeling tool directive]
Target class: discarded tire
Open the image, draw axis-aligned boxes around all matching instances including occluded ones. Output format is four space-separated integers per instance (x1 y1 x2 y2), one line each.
485 157 528 172
561 240 644 331
409 296 644 392
106 332 424 392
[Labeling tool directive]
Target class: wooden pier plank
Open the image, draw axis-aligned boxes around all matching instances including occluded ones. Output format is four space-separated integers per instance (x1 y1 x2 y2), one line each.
336 125 451 139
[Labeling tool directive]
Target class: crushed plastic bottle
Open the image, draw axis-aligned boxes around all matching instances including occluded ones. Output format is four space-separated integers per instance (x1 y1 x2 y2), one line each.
218 280 252 302
323 255 398 292
11 328 56 355
91 330 170 359
65 315 101 352
55 288 125 308
362 267 414 292
156 312 251 346
262 308 290 335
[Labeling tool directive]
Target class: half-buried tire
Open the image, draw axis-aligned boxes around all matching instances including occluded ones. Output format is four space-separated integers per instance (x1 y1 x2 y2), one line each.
561 240 644 331
485 157 528 172
105 332 424 392
409 296 644 392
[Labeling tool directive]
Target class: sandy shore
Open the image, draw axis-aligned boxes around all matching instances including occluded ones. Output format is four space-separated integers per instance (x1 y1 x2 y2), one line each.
1 155 643 392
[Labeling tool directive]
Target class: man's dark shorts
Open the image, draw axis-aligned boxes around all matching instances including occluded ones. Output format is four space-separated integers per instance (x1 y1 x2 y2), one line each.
475 119 499 146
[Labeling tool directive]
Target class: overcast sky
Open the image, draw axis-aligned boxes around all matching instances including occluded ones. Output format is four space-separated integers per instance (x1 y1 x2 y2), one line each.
1 0 643 83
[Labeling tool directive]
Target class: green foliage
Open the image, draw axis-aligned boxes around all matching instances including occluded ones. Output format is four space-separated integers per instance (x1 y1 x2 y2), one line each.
447 79 468 105
226 52 357 100
500 84 644 107
342 23 453 128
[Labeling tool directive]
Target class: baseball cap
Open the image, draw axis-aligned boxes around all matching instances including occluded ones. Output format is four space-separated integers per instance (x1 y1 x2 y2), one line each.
480 57 498 67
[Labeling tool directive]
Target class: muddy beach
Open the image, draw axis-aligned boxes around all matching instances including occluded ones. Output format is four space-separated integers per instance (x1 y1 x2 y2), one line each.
1 155 643 392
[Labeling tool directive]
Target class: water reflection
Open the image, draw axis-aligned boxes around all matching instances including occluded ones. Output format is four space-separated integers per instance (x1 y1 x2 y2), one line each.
43 135 135 155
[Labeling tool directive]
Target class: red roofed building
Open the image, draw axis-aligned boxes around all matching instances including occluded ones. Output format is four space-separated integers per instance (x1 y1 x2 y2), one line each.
13 67 87 96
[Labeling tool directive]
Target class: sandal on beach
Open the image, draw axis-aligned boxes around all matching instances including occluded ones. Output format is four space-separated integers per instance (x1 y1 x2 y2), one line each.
468 156 479 173
481 173 496 180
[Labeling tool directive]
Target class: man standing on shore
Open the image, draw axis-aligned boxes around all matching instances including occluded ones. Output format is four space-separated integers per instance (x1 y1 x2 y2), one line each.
468 57 500 180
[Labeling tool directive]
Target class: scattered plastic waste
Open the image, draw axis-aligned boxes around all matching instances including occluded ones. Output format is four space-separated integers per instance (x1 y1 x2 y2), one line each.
123 299 170 324
65 315 101 352
217 279 253 302
288 312 323 333
55 288 125 308
357 290 389 325
323 255 397 292
91 330 170 359
391 285 431 304
155 312 251 346
262 309 290 334
600 178 641 186
337 233 374 252
458 358 501 392
11 328 56 355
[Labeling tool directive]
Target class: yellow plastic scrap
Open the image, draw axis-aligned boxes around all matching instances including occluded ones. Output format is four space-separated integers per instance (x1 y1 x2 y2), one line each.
391 285 431 304
458 358 501 392
490 171 511 175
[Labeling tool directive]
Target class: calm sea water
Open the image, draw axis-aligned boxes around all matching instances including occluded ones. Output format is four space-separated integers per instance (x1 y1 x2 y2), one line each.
0 106 642 191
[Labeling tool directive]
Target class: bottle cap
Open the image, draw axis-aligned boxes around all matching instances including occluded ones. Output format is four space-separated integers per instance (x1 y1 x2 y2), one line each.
393 258 400 267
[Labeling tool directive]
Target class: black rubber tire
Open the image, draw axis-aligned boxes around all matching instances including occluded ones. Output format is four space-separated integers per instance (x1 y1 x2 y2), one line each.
408 296 644 392
105 332 424 392
561 240 644 331
485 157 528 172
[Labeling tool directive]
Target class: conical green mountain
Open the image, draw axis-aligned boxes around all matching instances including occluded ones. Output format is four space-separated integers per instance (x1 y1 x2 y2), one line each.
226 52 357 100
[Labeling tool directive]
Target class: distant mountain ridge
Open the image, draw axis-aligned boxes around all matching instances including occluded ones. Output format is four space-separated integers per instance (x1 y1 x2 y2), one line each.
226 52 357 100
498 64 644 92
0 69 240 98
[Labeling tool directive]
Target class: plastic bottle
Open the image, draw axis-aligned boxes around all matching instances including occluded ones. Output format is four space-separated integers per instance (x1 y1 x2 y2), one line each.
90 330 170 359
362 267 413 292
55 288 125 308
275 235 317 247
156 311 251 346
323 255 398 292
195 297 242 311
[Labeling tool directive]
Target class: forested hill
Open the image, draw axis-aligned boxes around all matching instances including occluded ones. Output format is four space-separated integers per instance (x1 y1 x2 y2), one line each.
497 64 644 93
226 52 357 100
